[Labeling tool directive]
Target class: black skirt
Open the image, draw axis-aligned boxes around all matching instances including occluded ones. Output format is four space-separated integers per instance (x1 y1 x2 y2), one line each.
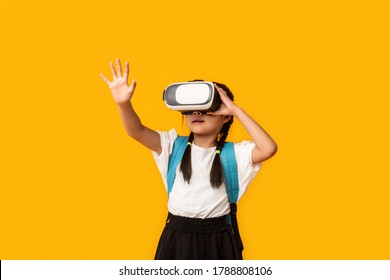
154 213 243 260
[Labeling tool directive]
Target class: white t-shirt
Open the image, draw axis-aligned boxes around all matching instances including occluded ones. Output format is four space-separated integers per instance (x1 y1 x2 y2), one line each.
152 129 261 218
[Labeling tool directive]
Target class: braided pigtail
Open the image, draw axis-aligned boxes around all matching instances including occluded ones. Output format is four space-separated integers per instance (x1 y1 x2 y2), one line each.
180 132 194 184
210 119 234 188
210 81 235 188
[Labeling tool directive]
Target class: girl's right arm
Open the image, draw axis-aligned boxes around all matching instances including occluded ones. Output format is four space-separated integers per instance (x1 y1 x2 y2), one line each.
100 58 162 154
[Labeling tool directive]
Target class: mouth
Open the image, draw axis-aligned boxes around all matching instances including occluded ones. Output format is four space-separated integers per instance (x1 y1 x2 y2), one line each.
192 119 205 124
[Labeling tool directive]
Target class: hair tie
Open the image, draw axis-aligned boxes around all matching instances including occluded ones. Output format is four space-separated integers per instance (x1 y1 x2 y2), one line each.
187 142 192 146
215 149 221 155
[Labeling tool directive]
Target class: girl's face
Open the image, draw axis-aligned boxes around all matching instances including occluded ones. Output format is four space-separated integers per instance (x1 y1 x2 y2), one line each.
185 111 230 137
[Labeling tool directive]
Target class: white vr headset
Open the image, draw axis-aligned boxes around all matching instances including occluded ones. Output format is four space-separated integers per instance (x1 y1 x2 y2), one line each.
163 81 222 112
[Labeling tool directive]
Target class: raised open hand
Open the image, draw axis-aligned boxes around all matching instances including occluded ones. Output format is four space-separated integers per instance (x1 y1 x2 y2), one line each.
100 58 136 106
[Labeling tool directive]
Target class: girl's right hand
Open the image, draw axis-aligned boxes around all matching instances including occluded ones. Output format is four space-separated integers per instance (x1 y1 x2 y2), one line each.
100 58 136 106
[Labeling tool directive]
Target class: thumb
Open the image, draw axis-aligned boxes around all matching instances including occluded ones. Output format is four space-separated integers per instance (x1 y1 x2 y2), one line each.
130 79 137 89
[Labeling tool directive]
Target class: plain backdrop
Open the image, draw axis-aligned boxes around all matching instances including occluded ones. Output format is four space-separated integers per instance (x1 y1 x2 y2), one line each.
1 0 389 259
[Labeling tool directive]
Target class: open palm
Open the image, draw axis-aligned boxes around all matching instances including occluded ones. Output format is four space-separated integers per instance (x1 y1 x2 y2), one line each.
100 58 136 105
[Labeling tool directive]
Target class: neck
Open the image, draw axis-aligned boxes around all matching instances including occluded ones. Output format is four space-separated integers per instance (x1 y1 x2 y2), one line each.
192 134 217 148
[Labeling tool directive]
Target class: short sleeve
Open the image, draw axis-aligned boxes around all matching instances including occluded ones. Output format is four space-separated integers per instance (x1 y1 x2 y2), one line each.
234 141 262 201
152 128 178 190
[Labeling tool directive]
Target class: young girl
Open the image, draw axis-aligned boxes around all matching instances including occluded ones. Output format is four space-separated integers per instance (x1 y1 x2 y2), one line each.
100 59 277 260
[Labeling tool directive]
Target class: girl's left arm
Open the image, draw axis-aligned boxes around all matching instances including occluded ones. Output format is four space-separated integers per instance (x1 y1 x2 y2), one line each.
212 85 278 164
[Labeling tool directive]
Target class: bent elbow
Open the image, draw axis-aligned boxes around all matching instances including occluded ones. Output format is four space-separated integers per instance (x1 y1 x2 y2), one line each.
252 142 278 164
263 143 278 161
270 142 278 157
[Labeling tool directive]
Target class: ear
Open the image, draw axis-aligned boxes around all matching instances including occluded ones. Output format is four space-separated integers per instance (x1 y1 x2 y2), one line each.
223 115 232 123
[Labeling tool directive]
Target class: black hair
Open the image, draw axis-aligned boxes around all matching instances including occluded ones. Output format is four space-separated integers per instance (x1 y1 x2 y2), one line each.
180 80 234 188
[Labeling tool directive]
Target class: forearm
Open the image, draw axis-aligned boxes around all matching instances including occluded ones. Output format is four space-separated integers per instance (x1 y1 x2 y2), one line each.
116 101 162 154
233 106 277 163
117 102 145 139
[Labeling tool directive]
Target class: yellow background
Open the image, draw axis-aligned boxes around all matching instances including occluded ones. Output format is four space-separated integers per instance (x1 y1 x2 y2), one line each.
1 0 389 259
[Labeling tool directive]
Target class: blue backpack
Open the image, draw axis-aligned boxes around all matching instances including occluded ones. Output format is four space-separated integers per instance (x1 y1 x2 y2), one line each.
167 136 244 251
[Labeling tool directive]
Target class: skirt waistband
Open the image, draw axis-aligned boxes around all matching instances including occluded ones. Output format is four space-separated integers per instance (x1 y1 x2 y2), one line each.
166 213 230 231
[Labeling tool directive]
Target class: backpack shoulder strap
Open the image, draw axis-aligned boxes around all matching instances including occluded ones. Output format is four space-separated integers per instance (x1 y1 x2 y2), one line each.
166 139 242 251
166 138 239 203
221 142 243 252
167 136 188 196
220 142 239 203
